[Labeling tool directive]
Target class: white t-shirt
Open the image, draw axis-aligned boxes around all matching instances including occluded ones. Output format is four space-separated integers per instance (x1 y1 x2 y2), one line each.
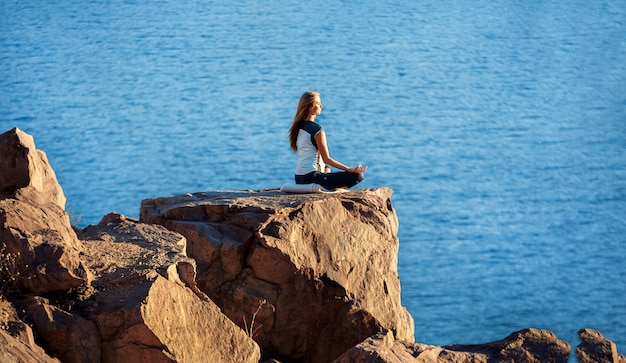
295 121 325 175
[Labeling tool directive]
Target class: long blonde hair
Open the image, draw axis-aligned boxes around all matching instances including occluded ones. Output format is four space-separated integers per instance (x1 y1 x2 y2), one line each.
289 91 320 151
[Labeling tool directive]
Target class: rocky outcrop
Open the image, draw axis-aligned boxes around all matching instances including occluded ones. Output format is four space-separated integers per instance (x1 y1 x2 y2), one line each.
1 128 260 363
1 128 624 363
5 212 260 363
577 328 626 363
140 188 415 362
1 127 91 294
333 328 572 363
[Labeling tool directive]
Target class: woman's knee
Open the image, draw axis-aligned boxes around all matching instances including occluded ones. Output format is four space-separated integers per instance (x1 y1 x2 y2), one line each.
347 172 364 188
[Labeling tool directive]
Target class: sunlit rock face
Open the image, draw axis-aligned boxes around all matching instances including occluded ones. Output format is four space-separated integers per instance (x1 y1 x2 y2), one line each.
140 187 414 362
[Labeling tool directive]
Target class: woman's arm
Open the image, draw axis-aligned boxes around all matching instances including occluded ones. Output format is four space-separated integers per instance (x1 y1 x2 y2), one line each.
315 131 367 173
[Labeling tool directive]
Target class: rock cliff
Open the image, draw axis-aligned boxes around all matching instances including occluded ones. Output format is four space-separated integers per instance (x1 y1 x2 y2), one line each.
1 127 625 363
140 187 415 362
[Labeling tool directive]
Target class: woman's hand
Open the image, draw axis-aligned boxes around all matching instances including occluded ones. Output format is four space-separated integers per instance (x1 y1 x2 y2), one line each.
348 164 368 173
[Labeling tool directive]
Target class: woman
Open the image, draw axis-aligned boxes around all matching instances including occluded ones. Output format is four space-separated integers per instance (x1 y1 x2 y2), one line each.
289 91 367 190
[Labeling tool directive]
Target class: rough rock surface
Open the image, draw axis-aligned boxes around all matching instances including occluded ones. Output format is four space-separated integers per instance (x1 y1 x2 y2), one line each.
577 328 626 363
78 213 193 292
75 213 261 363
333 328 572 363
0 297 60 363
140 188 415 362
19 296 100 363
0 128 91 294
0 197 92 294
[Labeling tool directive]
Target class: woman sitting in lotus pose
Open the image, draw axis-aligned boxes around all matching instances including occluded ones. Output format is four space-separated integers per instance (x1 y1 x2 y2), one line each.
288 91 367 190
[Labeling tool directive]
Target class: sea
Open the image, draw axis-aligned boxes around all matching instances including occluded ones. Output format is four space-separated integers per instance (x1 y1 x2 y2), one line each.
2 0 625 354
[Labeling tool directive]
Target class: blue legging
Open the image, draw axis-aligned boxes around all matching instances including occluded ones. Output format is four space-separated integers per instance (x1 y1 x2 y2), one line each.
295 171 364 190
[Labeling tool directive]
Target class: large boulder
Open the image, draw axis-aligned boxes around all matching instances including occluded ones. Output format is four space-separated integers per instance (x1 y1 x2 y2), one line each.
0 127 65 209
0 128 91 294
78 213 260 363
0 198 91 294
333 328 572 363
576 328 626 363
140 188 414 362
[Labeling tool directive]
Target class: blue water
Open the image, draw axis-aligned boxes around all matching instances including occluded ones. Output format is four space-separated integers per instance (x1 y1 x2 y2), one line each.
2 0 625 353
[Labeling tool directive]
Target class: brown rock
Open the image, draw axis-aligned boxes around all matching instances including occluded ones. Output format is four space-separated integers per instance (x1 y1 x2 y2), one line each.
78 213 190 286
0 297 60 363
332 330 433 363
0 329 61 363
0 195 91 294
577 328 626 363
79 213 260 363
85 272 260 363
333 328 571 363
20 296 100 363
0 127 66 209
446 328 571 363
140 188 414 362
0 128 91 294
